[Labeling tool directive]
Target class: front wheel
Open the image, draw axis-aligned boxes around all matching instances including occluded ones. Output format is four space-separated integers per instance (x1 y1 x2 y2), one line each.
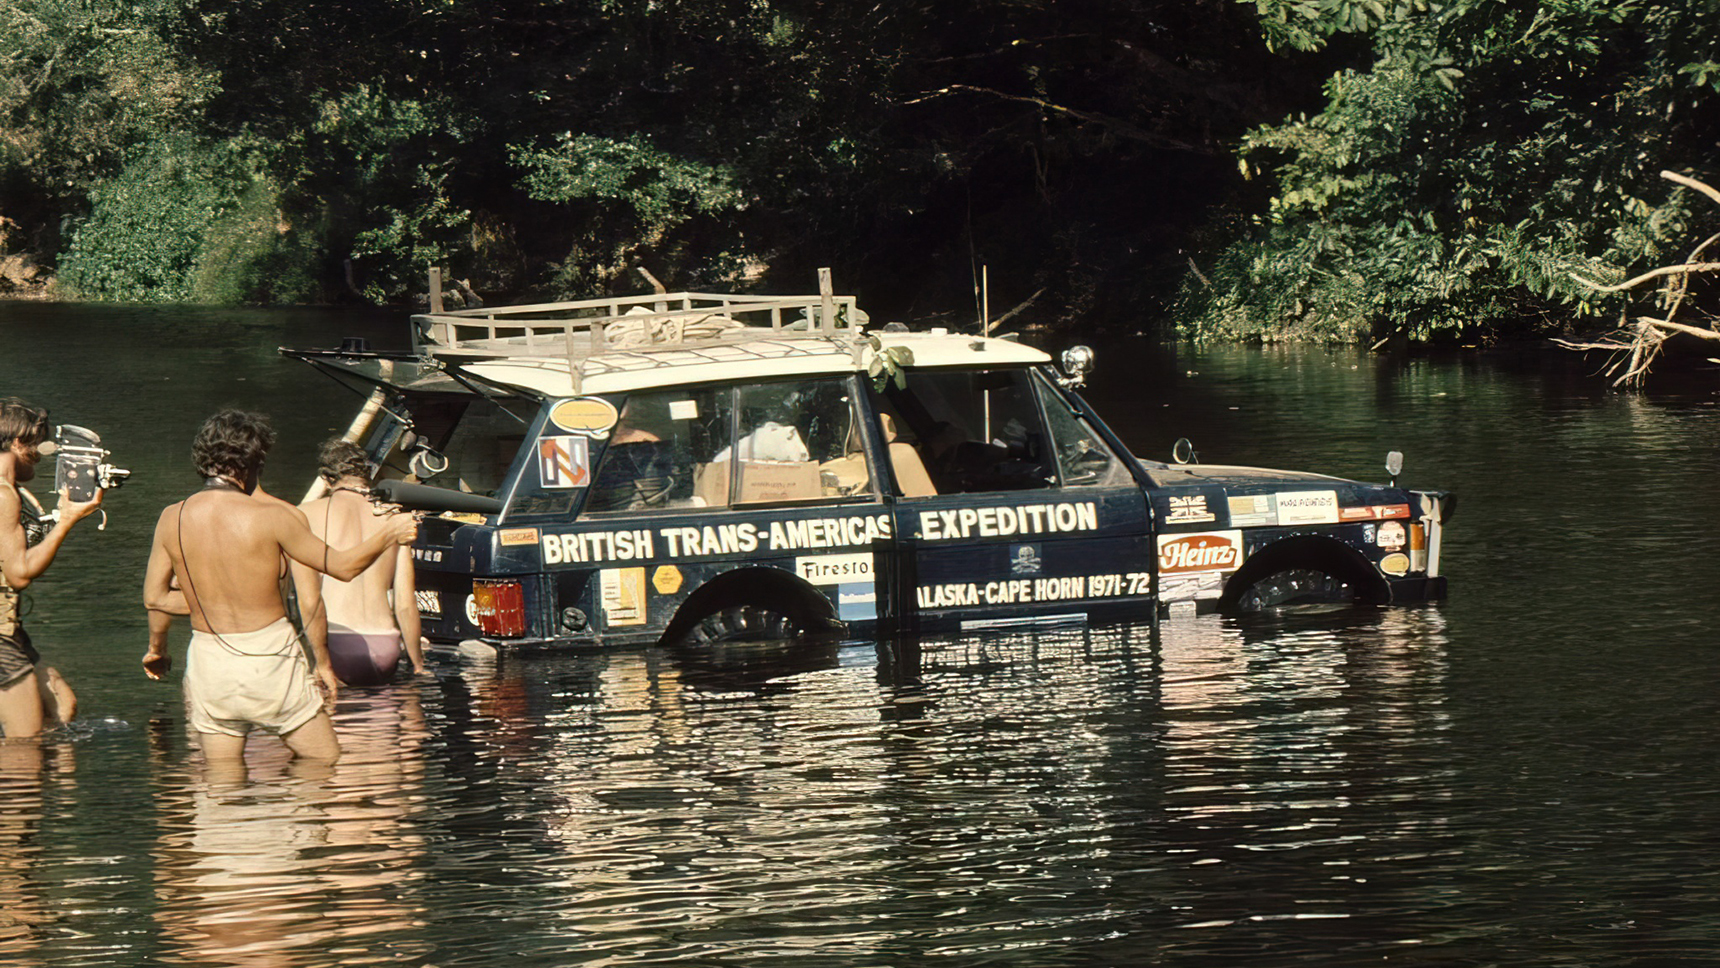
1233 568 1359 613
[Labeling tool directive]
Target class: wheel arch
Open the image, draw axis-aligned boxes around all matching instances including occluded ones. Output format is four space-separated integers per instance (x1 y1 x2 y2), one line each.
660 566 838 645
1217 534 1389 610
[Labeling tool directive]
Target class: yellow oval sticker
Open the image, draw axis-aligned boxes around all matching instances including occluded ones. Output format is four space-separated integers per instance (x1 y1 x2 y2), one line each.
549 397 620 437
1378 552 1411 577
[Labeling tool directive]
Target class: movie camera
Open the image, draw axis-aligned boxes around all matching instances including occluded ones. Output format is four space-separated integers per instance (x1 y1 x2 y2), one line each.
39 424 132 502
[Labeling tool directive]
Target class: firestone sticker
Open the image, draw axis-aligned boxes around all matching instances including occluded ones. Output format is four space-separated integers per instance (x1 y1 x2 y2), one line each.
796 553 874 585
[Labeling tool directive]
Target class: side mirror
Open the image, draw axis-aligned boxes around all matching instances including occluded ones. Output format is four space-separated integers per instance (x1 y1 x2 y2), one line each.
1058 345 1095 388
1385 450 1403 485
1172 437 1199 465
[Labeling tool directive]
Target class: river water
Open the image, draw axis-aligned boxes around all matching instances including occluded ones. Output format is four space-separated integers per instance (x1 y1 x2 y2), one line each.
0 302 1716 966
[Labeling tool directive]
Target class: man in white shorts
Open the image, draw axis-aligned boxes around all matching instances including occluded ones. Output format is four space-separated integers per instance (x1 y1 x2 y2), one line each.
141 410 417 766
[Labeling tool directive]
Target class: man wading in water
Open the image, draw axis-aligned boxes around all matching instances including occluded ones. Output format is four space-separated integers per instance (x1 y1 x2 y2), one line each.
141 411 417 767
298 437 428 685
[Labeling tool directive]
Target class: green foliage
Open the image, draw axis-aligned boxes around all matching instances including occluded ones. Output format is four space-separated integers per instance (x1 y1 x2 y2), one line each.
59 134 317 303
1179 0 1713 341
513 133 746 239
0 0 215 206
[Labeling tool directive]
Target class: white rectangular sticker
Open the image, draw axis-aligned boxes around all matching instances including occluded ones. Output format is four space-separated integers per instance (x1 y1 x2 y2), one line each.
600 567 647 627
1274 490 1339 525
1228 494 1277 527
796 553 874 585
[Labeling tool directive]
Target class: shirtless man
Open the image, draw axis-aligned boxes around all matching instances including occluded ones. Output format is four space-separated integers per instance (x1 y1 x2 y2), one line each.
142 411 417 765
297 438 427 686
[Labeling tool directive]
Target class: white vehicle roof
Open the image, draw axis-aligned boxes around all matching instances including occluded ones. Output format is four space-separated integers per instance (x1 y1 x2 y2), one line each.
462 330 1051 397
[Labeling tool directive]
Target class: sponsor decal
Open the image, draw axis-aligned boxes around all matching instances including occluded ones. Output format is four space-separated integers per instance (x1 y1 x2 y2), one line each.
1363 524 1377 545
549 397 620 437
1228 494 1277 527
651 565 683 595
920 501 1097 540
499 527 540 547
600 567 647 626
1376 521 1407 551
1275 490 1340 525
414 589 441 617
1009 544 1043 576
1166 494 1216 525
1409 522 1428 572
537 435 592 489
1378 552 1411 577
796 552 874 585
1160 570 1225 602
413 547 446 563
1157 530 1244 575
464 594 480 626
1339 503 1412 521
838 582 877 621
915 571 1150 609
540 513 893 565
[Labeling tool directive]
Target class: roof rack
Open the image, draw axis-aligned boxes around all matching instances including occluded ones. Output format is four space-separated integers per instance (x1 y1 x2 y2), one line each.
412 268 862 370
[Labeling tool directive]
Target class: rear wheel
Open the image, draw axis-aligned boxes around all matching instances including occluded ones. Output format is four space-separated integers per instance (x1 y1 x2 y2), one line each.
681 604 803 648
1233 568 1358 613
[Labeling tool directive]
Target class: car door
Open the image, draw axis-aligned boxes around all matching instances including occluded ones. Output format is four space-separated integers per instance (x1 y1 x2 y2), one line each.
872 366 1153 634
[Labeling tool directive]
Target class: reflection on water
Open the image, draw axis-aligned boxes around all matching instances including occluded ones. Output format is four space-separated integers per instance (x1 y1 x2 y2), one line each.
5 305 1720 964
149 688 429 967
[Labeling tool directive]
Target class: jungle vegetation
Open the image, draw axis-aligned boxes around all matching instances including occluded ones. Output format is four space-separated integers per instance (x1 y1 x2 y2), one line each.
4 0 1720 344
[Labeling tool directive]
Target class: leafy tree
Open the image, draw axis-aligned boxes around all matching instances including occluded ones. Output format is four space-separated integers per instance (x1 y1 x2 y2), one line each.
1179 0 1720 342
0 0 215 250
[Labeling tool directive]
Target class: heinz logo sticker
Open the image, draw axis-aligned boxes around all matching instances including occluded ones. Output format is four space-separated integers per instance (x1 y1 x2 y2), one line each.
1157 530 1244 574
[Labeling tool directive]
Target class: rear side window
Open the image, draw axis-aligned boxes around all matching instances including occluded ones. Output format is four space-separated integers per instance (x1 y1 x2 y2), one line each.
708 379 874 506
581 388 733 514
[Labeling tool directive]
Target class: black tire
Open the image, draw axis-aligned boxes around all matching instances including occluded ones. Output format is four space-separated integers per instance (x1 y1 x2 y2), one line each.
681 604 803 648
1233 568 1359 613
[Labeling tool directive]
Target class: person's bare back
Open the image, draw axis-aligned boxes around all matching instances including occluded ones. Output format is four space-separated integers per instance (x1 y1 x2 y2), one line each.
142 411 417 767
296 439 427 683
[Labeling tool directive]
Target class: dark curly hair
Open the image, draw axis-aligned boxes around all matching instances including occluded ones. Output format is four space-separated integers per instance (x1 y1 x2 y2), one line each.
0 398 49 450
317 437 370 483
192 409 275 479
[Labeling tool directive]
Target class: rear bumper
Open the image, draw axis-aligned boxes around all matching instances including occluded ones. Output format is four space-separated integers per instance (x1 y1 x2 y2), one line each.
1387 575 1447 604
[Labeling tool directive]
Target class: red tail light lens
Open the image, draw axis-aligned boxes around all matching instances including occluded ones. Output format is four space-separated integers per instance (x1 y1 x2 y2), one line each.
472 580 526 637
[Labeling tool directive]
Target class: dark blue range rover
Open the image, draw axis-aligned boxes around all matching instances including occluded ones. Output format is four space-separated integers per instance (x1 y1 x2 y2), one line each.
286 284 1452 649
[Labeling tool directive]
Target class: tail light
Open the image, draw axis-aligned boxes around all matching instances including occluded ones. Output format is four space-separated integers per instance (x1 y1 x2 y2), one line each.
472 580 526 637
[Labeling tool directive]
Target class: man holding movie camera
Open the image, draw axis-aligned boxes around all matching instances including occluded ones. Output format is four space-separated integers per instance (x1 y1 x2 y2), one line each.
0 398 107 738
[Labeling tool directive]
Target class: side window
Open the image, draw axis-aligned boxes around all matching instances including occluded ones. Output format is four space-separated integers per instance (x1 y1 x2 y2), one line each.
582 388 733 514
872 369 1056 495
425 397 535 496
703 378 874 506
1038 376 1130 487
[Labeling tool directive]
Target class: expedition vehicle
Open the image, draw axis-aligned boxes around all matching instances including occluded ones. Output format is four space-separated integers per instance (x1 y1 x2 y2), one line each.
285 276 1453 649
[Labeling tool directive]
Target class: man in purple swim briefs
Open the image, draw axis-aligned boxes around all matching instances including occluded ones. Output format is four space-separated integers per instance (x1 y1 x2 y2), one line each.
298 439 427 686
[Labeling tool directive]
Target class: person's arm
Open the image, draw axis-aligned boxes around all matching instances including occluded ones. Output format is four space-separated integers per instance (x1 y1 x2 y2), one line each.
143 511 178 679
0 487 103 589
287 556 338 705
393 547 426 674
275 504 418 581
